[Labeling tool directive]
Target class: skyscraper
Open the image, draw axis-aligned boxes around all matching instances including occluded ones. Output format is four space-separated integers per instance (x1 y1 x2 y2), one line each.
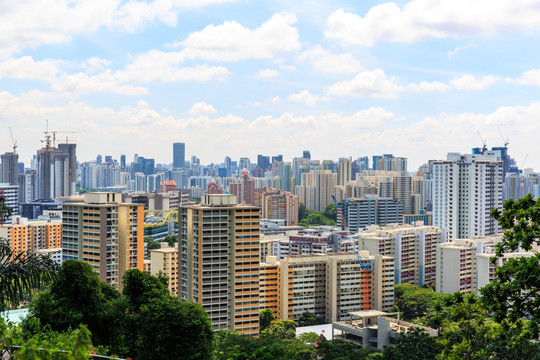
36 146 70 199
173 142 185 169
179 194 260 336
1 152 19 185
433 152 503 240
58 142 77 195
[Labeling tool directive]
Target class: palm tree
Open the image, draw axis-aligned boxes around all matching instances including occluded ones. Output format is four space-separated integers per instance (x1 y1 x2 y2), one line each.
0 239 58 310
0 197 57 310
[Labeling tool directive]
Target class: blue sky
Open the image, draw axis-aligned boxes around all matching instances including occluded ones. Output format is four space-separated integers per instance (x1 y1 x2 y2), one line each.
1 0 539 171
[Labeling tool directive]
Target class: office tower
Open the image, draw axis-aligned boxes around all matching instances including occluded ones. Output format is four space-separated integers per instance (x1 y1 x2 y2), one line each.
257 155 270 171
260 252 395 322
338 157 352 185
96 155 102 164
303 150 311 160
150 243 179 296
230 171 256 205
173 143 185 169
433 153 503 240
179 194 260 336
339 196 403 233
57 143 77 195
1 152 19 185
62 192 144 290
280 162 292 192
120 154 126 168
359 223 443 286
261 189 299 226
238 157 251 173
18 172 37 204
0 183 19 223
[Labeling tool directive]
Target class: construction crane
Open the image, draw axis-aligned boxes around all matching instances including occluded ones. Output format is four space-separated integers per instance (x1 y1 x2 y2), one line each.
477 130 487 154
332 195 349 233
498 125 509 148
522 154 529 170
354 249 374 273
40 120 79 148
8 127 17 154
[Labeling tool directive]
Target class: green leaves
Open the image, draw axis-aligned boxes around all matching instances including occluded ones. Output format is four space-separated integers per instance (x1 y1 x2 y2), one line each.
0 238 58 310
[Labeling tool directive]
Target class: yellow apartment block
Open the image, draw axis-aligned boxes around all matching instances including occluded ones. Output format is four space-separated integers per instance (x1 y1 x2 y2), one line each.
179 194 260 336
150 242 179 296
260 251 394 323
62 193 144 290
0 216 62 257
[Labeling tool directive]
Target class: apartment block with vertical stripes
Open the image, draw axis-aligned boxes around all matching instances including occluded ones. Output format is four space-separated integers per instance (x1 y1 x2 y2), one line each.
61 192 144 290
260 252 394 323
179 194 260 336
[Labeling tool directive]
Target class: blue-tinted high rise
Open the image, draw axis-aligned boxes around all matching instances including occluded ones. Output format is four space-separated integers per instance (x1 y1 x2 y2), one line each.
173 142 185 169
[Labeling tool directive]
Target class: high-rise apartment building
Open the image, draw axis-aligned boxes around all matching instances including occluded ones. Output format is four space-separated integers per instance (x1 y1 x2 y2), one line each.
0 216 61 256
338 157 352 186
358 223 443 286
297 170 337 211
260 252 395 323
433 153 503 240
36 145 71 199
230 171 256 205
62 193 144 290
261 189 299 226
173 143 185 169
179 194 260 336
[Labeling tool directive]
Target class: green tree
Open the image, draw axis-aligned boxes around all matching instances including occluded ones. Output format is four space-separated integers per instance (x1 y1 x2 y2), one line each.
481 194 540 323
0 196 13 225
27 260 120 347
144 237 161 250
259 308 276 332
297 311 325 326
261 319 297 339
163 235 178 246
298 203 308 221
0 239 57 310
393 284 445 321
382 328 441 360
324 203 337 222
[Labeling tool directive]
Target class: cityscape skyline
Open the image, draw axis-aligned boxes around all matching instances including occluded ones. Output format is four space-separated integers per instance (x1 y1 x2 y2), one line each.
0 1 539 171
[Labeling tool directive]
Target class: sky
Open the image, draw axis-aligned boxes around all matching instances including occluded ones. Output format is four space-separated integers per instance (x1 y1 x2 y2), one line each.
1 0 539 171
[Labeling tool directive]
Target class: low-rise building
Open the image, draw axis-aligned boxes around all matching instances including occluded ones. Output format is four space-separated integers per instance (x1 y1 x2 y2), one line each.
150 242 179 296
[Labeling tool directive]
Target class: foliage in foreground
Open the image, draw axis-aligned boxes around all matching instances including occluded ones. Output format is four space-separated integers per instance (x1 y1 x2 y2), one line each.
25 260 213 360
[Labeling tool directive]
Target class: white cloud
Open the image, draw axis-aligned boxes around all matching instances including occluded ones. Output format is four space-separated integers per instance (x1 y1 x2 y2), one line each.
287 90 327 106
326 1 540 46
0 56 62 81
270 96 280 104
408 81 450 92
327 69 403 98
510 69 540 86
180 12 301 61
2 90 539 172
51 72 149 96
450 75 499 90
448 43 477 58
0 0 242 57
257 69 280 79
298 45 362 74
189 101 217 116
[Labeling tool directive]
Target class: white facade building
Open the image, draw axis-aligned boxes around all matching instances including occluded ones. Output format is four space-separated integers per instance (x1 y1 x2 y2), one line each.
433 153 503 240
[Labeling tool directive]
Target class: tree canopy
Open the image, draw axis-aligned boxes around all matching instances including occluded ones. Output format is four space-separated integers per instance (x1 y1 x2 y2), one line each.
481 194 540 323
